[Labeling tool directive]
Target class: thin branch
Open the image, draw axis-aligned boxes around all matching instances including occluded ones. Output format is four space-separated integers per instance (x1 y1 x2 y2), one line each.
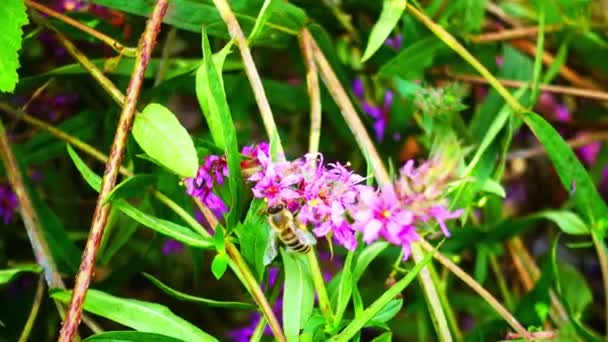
0 122 64 290
508 131 608 160
443 71 608 102
468 25 562 43
59 1 169 340
18 277 45 342
299 28 322 155
592 232 608 339
212 0 284 157
307 32 390 186
25 0 137 57
419 240 532 340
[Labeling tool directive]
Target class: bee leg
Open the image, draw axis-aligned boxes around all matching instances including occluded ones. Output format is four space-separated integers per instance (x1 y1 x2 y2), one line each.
263 229 279 266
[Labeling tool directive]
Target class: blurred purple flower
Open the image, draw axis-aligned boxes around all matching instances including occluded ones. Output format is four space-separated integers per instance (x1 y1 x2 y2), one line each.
0 184 18 225
352 78 364 99
161 239 184 255
385 34 403 50
576 134 601 166
362 91 393 142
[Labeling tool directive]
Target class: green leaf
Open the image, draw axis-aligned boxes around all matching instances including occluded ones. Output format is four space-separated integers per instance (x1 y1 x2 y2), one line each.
352 241 389 284
104 175 157 204
211 253 229 279
132 103 199 178
378 36 444 79
67 144 101 192
235 199 269 280
197 29 243 227
523 112 608 225
557 262 593 318
333 251 354 328
0 264 41 285
533 210 589 235
142 273 255 310
83 331 185 342
361 0 407 62
90 0 306 47
0 0 28 93
248 0 279 43
281 250 315 341
365 299 403 327
370 332 392 342
114 200 213 249
52 289 217 341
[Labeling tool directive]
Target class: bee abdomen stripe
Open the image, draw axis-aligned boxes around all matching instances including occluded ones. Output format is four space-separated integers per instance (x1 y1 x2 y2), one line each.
292 244 310 253
280 230 296 239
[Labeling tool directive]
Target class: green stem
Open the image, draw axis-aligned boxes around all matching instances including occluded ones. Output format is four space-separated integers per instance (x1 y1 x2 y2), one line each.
330 246 436 342
592 231 608 338
406 4 525 114
307 250 334 323
427 260 463 341
411 244 453 342
489 253 515 310
419 240 531 340
17 277 45 342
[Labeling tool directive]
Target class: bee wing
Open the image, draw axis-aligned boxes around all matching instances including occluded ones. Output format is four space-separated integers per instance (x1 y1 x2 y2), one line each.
295 228 317 246
263 229 279 266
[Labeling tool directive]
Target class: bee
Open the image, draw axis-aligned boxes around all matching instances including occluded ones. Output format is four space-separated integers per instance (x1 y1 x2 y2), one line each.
263 202 317 265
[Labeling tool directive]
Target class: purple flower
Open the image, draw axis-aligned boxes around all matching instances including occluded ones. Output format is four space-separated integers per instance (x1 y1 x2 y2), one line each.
184 159 229 215
554 104 571 122
385 34 403 50
576 135 601 166
0 184 18 225
352 78 365 99
161 239 184 255
362 91 393 142
353 186 418 259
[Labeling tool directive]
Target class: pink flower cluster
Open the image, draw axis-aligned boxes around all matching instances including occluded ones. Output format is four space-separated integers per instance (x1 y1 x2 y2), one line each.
185 143 463 260
184 155 229 215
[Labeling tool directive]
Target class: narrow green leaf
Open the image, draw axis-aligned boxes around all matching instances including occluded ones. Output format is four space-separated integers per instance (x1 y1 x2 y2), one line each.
132 103 199 178
197 29 244 227
114 200 213 249
83 331 184 342
0 264 41 285
214 227 226 252
235 199 269 280
331 246 435 341
533 210 589 235
90 0 306 47
249 0 279 43
211 253 229 279
333 251 354 328
0 0 29 92
378 36 443 79
67 144 101 192
281 250 315 341
365 299 403 327
523 111 608 225
361 0 407 62
352 241 389 284
104 174 157 204
51 289 217 341
142 273 255 310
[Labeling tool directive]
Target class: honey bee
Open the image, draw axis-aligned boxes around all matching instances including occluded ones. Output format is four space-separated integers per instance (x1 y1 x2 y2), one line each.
263 202 317 265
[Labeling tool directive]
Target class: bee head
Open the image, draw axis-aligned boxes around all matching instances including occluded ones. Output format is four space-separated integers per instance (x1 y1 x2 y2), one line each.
266 203 285 215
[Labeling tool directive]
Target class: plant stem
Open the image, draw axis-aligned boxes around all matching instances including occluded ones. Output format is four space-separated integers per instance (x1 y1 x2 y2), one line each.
592 231 608 338
59 2 169 340
442 71 608 102
18 277 45 342
307 250 334 323
29 12 126 106
330 247 436 342
406 4 526 114
411 244 453 342
227 243 287 342
212 0 284 157
307 33 390 186
427 260 463 341
25 0 137 57
299 28 322 155
419 240 532 340
468 24 562 43
488 253 514 310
